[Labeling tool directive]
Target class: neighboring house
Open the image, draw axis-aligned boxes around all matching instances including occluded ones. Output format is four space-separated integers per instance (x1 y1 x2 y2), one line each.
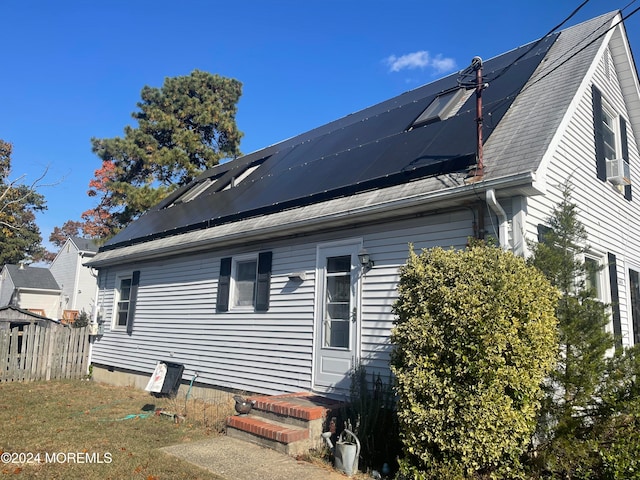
49 236 98 321
0 265 61 319
87 12 640 399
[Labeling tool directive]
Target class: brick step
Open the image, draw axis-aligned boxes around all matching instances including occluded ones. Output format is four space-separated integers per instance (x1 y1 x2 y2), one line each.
226 414 310 455
226 392 344 456
227 415 309 443
249 392 339 426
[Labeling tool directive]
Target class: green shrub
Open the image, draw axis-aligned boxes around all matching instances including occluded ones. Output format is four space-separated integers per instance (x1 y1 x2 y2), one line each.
73 310 90 328
391 244 559 479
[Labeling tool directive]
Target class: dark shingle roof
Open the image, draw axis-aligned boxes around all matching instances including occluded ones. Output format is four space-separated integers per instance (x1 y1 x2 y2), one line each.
70 237 98 254
5 265 60 291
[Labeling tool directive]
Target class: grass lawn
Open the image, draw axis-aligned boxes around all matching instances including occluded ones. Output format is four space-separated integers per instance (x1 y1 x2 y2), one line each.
0 380 234 479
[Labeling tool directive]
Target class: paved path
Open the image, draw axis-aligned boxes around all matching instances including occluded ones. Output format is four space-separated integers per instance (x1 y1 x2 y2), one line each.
162 435 349 480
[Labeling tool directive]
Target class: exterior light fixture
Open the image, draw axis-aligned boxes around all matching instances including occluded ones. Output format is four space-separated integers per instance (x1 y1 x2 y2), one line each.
358 248 374 270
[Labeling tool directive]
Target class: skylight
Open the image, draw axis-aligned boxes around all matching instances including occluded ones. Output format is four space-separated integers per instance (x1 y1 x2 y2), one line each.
221 163 262 191
169 177 217 207
411 88 473 127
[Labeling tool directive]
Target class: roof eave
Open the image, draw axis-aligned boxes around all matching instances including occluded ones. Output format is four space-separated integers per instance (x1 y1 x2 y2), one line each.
87 171 541 268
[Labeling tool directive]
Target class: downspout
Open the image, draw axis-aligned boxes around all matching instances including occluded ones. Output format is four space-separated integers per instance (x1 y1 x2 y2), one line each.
87 267 100 374
486 189 509 249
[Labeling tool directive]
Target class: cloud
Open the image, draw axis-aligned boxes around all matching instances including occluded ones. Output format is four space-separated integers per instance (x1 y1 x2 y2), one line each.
430 55 457 74
385 50 457 75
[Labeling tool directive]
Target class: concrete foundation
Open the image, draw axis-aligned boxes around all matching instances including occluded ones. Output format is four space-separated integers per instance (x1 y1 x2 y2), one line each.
90 364 236 402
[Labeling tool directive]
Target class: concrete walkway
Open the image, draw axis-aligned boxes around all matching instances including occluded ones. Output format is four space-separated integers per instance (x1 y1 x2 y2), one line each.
162 435 350 480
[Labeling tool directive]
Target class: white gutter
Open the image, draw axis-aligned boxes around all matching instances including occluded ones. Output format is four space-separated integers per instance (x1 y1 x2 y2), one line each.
90 172 538 267
486 189 509 250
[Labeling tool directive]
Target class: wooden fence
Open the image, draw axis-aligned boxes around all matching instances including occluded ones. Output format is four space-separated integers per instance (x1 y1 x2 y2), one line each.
0 324 90 382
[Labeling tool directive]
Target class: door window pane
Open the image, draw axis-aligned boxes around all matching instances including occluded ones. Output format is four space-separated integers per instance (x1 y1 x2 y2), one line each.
327 255 351 273
324 255 351 348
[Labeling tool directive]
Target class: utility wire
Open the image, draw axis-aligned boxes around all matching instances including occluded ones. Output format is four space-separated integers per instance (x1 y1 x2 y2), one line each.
522 5 640 94
480 3 640 123
483 0 592 84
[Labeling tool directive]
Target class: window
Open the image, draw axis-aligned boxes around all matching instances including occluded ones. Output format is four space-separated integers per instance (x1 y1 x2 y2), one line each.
584 256 604 300
232 257 258 308
411 88 473 128
216 252 272 312
593 85 632 200
323 255 352 348
114 271 140 334
601 106 617 162
115 276 132 328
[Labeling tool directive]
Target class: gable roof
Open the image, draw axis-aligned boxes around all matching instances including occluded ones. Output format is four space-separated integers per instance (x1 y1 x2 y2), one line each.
90 11 631 266
4 265 60 291
69 236 99 255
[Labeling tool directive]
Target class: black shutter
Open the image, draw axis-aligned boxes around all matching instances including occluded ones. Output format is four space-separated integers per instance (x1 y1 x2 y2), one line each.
255 251 272 312
592 85 607 182
620 117 632 201
216 257 232 312
608 253 623 348
126 270 140 335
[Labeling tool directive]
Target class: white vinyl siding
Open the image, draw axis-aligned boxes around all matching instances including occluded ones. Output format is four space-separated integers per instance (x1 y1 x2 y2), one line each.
91 209 473 395
49 240 97 318
526 47 640 346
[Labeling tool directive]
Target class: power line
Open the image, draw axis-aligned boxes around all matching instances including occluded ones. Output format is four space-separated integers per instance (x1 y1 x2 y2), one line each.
482 0 592 84
522 5 640 93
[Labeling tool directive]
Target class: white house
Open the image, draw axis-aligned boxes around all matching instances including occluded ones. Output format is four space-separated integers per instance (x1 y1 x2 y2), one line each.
49 236 98 321
87 12 640 403
0 264 61 318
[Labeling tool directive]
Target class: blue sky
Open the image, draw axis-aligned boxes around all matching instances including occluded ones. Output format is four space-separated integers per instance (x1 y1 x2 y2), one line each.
2 0 639 253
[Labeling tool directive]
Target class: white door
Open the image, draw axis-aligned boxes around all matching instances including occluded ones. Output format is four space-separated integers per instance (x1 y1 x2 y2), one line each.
313 242 361 392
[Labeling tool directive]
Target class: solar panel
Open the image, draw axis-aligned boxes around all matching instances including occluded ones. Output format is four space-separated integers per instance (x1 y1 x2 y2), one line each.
103 33 559 250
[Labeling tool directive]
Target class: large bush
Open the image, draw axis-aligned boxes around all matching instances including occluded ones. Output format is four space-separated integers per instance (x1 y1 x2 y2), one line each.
391 244 559 479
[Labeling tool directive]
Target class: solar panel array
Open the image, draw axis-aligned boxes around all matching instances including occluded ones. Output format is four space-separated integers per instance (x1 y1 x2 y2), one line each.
104 33 558 250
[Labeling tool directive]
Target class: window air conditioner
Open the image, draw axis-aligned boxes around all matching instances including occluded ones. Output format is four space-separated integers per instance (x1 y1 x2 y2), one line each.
606 157 631 185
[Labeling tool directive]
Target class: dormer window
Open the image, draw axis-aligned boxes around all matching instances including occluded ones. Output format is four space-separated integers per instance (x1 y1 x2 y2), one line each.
411 88 473 128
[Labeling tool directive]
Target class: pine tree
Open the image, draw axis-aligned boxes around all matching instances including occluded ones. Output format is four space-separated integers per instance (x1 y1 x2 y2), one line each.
528 183 640 478
78 70 243 237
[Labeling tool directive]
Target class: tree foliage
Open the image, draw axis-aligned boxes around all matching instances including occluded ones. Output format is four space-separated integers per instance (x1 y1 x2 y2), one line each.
527 184 640 479
391 244 559 479
0 140 47 265
82 70 243 236
49 220 84 249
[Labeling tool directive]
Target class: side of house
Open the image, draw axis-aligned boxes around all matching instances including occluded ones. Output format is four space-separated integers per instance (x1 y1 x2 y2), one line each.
87 12 640 398
90 210 474 394
49 237 98 319
0 267 16 307
523 22 640 348
0 265 61 318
